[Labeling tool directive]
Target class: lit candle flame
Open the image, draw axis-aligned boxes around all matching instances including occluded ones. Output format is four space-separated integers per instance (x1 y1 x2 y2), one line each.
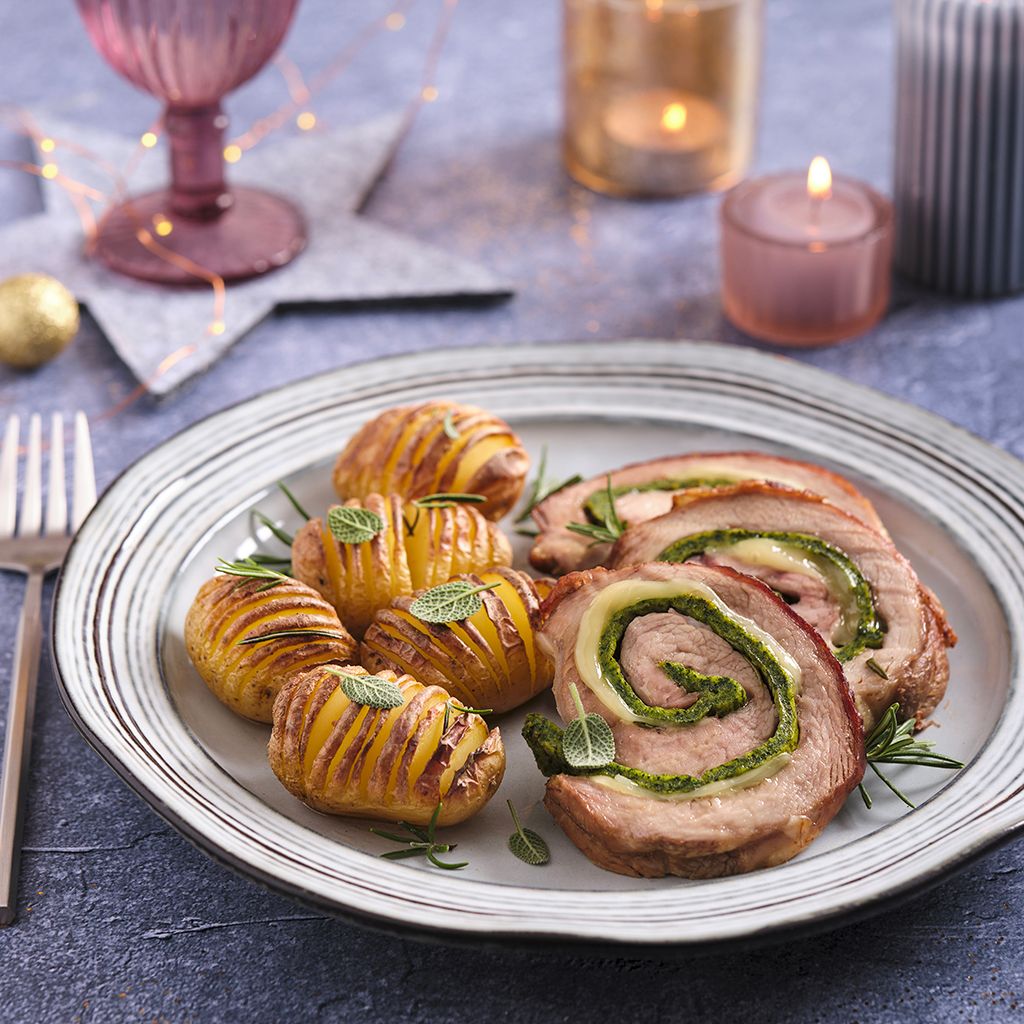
661 103 687 134
807 155 832 200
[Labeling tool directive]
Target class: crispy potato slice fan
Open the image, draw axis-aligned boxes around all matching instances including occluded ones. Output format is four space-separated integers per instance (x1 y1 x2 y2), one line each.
268 665 505 826
292 493 513 637
361 568 555 714
185 575 357 724
332 401 530 521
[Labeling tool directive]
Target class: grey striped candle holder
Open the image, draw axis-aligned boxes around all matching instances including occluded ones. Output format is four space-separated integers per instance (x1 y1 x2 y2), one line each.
894 0 1024 297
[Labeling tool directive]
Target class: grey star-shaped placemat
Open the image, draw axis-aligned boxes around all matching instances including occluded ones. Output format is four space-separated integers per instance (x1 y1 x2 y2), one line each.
0 112 512 394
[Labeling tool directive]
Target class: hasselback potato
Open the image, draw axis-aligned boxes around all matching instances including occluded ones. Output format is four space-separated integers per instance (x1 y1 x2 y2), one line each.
332 401 529 520
268 664 505 825
185 574 357 723
292 493 513 637
361 568 554 714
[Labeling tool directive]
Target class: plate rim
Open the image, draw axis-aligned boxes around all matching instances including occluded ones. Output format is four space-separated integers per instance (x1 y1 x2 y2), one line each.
51 338 1024 948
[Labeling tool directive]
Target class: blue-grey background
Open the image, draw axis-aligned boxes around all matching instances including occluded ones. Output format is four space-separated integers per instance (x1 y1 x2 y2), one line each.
1 0 1021 1020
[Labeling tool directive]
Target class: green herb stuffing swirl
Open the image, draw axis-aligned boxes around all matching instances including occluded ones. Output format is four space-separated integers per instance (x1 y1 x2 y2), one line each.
523 594 799 796
658 529 885 663
584 477 737 525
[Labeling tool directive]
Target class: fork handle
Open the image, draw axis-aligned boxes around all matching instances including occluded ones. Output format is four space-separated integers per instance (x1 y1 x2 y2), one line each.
0 569 44 926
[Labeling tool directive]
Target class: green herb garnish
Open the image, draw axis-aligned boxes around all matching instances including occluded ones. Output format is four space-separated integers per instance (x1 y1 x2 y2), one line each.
866 658 888 679
442 410 461 440
370 801 467 870
254 511 294 548
858 703 964 809
442 699 493 732
236 628 352 646
566 475 624 545
409 580 500 624
562 683 616 769
215 557 290 591
412 492 486 509
327 505 385 544
506 800 550 866
325 668 404 709
515 444 583 523
278 481 311 522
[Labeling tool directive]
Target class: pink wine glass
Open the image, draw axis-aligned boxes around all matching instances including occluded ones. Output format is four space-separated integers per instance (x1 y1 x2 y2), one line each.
76 0 306 284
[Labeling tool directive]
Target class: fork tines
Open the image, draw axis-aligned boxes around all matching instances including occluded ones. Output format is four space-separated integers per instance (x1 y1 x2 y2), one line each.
0 412 95 541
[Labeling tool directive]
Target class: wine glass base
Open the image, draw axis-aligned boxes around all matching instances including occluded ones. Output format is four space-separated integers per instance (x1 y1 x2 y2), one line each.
90 186 306 285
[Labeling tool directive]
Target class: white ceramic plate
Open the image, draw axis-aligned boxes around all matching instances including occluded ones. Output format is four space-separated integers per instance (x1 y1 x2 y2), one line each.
53 341 1024 949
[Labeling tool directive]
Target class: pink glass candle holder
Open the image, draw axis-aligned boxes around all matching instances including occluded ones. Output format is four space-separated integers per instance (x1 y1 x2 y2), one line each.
720 158 893 346
75 0 306 285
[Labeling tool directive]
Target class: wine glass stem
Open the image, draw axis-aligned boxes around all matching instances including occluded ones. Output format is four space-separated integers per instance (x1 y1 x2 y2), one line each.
165 103 229 220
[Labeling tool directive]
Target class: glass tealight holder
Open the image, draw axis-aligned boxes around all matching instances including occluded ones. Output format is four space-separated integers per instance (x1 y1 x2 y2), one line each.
563 0 763 198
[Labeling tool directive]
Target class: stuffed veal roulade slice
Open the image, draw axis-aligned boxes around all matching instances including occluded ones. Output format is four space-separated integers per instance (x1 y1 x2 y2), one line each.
610 482 955 732
523 560 864 878
529 451 887 575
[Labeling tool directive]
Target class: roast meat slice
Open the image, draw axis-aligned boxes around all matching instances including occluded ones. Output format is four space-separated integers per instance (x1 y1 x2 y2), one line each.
610 482 955 732
529 451 887 575
535 560 864 878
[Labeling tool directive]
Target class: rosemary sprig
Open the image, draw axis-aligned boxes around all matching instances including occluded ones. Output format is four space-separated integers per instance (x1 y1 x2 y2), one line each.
236 628 351 647
566 474 624 545
245 552 292 567
858 703 964 809
215 557 290 591
254 511 294 548
278 481 311 522
515 444 583 524
370 801 466 870
412 492 486 509
442 699 493 732
866 657 888 679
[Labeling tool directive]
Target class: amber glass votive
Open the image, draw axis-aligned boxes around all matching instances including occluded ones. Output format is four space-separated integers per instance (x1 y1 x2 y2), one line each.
720 160 893 347
563 0 762 198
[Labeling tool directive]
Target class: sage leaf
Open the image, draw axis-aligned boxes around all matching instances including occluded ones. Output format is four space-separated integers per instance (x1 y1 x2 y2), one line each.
327 668 404 709
409 580 500 624
327 505 385 544
562 683 616 769
507 800 550 866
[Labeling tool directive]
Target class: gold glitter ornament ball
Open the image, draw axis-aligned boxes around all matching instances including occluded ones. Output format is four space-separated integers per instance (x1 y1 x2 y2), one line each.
0 273 80 369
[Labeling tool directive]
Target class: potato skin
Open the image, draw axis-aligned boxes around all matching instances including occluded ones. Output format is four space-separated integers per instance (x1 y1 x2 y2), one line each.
332 401 529 520
361 568 554 713
268 665 504 826
185 575 357 723
291 493 513 638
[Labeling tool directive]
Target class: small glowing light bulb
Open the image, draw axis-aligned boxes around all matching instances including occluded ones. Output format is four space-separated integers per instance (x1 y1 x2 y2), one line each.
223 144 243 164
421 86 439 103
209 320 226 336
141 131 158 148
38 137 55 153
153 215 173 237
40 163 58 180
296 111 317 131
661 103 687 133
807 155 832 200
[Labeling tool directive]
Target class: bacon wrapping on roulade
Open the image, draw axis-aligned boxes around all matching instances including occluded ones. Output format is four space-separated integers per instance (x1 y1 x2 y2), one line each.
523 561 865 878
529 451 887 576
610 482 955 732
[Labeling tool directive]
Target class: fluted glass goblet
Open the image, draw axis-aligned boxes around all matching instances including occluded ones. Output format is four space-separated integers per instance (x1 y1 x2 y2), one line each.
76 0 306 284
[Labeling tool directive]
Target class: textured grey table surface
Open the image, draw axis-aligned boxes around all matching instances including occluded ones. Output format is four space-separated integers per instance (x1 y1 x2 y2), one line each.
1 1 1022 1021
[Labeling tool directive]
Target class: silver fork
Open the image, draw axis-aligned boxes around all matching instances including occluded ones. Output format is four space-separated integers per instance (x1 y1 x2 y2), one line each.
0 412 96 926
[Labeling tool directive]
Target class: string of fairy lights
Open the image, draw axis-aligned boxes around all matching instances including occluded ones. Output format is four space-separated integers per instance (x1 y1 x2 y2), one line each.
0 0 460 424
